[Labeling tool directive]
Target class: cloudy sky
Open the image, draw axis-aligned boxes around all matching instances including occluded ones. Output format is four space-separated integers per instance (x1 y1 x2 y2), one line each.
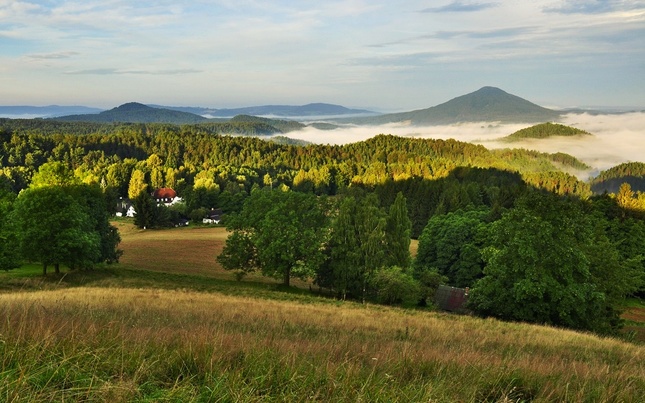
1 0 644 110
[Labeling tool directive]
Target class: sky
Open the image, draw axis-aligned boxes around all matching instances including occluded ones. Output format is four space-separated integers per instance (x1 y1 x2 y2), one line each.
1 0 645 111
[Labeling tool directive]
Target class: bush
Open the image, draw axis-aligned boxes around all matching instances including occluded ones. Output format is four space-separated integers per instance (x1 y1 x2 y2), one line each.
370 266 421 306
189 207 209 223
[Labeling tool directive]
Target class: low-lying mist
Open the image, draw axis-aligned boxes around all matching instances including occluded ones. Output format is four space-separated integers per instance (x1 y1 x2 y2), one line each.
278 112 645 179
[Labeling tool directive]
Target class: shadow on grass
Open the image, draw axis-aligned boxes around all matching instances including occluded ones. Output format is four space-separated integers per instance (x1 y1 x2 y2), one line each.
1 263 336 306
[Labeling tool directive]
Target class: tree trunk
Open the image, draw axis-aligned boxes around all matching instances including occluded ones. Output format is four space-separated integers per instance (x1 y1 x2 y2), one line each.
54 263 60 274
283 267 290 287
42 263 47 276
362 280 367 304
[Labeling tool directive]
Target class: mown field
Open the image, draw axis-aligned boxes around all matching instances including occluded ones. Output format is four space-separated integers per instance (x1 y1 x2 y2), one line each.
115 221 419 279
114 221 231 278
0 221 643 402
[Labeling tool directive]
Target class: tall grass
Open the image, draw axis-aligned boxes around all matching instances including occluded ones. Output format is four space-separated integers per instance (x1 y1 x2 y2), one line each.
1 287 643 402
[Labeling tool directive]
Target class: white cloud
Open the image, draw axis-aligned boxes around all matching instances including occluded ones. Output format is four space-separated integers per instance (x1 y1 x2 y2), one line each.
0 1 643 110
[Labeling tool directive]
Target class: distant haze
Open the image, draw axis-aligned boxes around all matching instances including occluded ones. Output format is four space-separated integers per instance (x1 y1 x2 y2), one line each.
280 112 645 179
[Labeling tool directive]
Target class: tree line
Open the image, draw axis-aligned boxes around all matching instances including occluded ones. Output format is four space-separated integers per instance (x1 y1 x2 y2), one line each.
217 184 644 335
1 119 645 335
2 120 623 233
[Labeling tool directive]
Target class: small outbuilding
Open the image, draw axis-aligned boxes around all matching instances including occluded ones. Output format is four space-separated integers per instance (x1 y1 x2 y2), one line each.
434 285 469 313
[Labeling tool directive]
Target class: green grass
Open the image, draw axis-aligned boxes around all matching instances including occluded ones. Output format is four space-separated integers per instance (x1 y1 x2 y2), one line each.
1 263 49 278
1 284 643 402
1 224 644 401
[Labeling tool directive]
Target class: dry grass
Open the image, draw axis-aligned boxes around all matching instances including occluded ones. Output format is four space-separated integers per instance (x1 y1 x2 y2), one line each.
115 221 230 277
2 221 642 401
117 221 420 280
1 286 644 402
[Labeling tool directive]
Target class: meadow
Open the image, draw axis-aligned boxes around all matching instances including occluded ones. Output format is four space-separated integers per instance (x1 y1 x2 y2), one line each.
0 222 643 402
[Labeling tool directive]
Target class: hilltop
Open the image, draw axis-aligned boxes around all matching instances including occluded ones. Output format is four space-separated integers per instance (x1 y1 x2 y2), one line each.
590 162 645 193
502 122 592 142
340 87 562 125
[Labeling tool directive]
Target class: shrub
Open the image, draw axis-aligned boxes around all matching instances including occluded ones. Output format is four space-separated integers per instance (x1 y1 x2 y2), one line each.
370 266 421 306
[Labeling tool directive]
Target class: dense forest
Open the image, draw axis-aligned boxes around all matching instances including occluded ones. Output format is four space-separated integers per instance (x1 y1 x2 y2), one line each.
0 119 607 230
590 162 645 194
1 118 644 335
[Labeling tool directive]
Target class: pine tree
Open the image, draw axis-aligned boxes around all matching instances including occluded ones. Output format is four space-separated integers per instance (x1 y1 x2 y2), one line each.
385 192 411 268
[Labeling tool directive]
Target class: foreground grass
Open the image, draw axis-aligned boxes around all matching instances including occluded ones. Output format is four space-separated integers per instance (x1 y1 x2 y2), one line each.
1 285 644 402
1 223 643 401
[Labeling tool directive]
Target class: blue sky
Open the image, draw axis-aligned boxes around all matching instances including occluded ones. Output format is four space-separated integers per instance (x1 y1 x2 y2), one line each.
1 0 644 110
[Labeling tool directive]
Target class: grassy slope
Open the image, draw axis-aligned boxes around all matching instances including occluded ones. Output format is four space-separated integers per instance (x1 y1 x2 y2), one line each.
1 222 644 402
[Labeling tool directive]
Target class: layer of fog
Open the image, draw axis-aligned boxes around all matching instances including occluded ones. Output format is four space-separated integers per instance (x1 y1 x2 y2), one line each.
276 112 645 180
0 114 48 119
203 113 379 120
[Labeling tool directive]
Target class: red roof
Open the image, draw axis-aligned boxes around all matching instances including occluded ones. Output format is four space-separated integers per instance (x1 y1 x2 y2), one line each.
153 188 177 199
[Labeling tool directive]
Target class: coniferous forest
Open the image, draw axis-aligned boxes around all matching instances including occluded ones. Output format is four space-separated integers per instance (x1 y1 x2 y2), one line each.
1 118 644 335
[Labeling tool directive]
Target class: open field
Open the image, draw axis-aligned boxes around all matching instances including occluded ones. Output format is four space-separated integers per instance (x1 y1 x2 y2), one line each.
1 222 643 401
115 220 418 285
1 285 644 402
114 221 230 278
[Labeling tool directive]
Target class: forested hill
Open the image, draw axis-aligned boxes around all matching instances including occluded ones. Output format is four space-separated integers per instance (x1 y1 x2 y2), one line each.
502 122 591 141
49 103 308 133
53 102 209 124
339 87 562 125
0 119 594 235
229 115 306 133
590 162 645 193
3 116 644 341
1 114 303 136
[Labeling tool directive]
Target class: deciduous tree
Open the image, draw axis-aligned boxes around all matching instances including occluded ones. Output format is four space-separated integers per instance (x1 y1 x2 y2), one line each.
13 187 100 275
469 191 634 334
219 189 328 286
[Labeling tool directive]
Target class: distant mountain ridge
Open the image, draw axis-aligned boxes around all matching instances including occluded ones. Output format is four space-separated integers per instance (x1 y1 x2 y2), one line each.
0 105 103 118
339 87 562 125
49 103 306 134
53 102 208 124
14 87 562 125
153 103 378 118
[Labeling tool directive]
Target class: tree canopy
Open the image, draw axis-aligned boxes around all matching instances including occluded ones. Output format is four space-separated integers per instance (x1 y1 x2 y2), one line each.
468 191 641 334
218 189 328 286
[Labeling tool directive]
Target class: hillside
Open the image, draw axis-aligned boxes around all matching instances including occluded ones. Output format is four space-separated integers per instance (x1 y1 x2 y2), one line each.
590 162 645 193
229 114 306 133
1 256 643 401
502 122 592 142
53 102 208 124
342 87 562 125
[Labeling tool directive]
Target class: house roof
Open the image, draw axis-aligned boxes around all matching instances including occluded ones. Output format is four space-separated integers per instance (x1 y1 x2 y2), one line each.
153 188 177 199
